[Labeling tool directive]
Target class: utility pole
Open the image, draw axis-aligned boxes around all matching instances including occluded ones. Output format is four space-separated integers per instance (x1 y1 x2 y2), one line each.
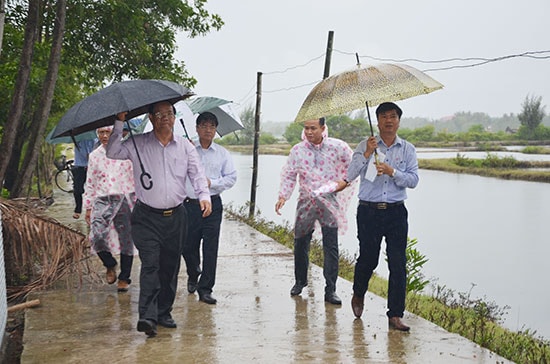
249 71 262 218
323 30 334 79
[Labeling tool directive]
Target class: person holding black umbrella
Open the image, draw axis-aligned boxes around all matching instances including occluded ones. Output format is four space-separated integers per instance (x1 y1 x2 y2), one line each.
347 102 419 332
107 101 211 337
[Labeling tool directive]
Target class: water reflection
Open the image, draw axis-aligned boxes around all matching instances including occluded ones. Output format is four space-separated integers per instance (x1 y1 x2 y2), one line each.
323 305 341 360
352 319 368 359
387 330 407 364
292 296 310 361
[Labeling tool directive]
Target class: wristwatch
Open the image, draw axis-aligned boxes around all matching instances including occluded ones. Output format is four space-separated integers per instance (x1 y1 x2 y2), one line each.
391 169 396 178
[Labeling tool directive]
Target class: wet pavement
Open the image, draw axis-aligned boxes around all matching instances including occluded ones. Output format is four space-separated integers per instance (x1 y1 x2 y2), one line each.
20 189 512 363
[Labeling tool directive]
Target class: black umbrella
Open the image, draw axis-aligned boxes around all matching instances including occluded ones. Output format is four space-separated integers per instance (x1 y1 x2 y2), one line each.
52 79 193 190
52 79 192 138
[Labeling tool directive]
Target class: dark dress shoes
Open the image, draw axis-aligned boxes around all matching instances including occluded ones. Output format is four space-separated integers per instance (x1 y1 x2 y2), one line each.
187 277 198 294
137 319 157 337
324 292 342 305
199 293 217 304
158 316 177 328
351 294 364 318
290 282 308 296
388 317 410 332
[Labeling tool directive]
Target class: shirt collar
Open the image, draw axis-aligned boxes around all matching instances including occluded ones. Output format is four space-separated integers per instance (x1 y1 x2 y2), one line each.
376 135 403 148
194 140 218 151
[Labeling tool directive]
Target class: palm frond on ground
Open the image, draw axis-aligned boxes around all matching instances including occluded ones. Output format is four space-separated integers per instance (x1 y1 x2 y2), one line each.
0 198 91 301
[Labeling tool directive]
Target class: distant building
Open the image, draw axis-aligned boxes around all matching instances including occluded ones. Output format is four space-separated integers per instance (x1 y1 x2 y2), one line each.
505 126 518 134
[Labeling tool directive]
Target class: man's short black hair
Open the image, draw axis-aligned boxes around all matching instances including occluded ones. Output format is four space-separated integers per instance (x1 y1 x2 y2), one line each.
375 102 403 118
319 117 326 126
196 111 219 126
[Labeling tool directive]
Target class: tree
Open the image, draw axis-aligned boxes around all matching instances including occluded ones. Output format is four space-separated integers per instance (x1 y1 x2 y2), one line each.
0 0 40 191
236 104 255 144
0 0 5 55
10 0 66 197
283 121 303 145
326 115 369 143
0 0 223 197
518 95 546 139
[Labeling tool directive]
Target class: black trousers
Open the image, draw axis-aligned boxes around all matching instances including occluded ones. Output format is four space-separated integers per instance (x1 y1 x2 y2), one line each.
182 195 223 295
131 202 187 322
71 166 87 214
97 251 133 283
353 203 408 318
294 226 339 294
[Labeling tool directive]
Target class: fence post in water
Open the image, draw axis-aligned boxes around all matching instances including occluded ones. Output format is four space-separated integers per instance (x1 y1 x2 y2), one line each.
249 71 262 218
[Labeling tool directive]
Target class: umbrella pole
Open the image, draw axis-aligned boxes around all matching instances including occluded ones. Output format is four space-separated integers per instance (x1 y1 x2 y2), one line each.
179 118 189 139
125 121 153 190
365 101 379 163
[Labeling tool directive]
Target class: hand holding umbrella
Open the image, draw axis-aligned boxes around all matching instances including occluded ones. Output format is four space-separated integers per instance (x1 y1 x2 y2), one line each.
365 99 380 165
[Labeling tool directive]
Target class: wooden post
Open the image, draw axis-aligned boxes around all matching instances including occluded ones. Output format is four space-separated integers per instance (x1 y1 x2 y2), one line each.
323 30 334 79
249 72 262 218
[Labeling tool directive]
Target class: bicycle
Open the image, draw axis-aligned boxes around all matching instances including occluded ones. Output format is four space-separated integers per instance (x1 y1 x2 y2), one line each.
54 155 74 193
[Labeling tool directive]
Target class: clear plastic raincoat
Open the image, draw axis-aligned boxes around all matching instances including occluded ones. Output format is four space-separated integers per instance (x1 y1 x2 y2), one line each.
84 145 136 255
278 135 356 238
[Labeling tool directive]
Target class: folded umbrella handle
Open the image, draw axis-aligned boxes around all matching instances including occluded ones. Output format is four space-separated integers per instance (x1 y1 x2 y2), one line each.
140 171 153 190
125 123 153 190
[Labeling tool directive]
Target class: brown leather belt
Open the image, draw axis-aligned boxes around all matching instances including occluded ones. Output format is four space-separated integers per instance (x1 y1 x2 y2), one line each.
136 200 182 217
359 201 404 210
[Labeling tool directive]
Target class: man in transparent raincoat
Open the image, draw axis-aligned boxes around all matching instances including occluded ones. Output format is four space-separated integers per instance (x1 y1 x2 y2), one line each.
84 126 136 292
275 117 355 305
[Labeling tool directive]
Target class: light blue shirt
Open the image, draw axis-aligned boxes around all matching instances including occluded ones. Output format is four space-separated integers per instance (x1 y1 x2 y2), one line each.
347 135 419 203
73 139 96 167
106 119 210 209
186 141 237 198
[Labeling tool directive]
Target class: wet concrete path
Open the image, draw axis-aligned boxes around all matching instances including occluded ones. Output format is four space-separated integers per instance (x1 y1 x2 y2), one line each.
21 190 512 363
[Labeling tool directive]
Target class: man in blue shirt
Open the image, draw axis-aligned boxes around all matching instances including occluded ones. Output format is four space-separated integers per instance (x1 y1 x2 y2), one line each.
182 112 237 305
347 102 419 331
72 139 96 219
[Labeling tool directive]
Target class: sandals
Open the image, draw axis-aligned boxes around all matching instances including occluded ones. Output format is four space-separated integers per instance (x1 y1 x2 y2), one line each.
72 213 80 219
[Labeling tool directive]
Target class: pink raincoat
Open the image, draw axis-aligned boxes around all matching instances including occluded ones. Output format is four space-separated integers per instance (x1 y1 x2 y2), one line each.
278 135 356 238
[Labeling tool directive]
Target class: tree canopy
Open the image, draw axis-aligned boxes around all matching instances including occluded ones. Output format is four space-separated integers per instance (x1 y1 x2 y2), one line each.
0 0 224 197
518 95 546 139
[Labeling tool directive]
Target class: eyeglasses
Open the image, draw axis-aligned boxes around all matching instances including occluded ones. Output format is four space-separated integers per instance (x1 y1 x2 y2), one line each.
153 111 175 121
197 124 217 130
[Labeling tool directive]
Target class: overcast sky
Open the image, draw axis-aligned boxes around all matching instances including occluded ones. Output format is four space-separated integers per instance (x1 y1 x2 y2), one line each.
176 0 549 123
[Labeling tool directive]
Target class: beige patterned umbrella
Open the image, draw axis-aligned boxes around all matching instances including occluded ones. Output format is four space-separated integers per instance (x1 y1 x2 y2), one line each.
294 62 443 123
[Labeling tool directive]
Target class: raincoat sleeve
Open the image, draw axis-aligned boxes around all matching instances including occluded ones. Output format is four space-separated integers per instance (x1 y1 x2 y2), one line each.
278 146 299 200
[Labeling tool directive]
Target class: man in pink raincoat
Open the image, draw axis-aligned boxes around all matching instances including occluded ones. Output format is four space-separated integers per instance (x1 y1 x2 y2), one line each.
275 117 355 305
84 126 136 292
